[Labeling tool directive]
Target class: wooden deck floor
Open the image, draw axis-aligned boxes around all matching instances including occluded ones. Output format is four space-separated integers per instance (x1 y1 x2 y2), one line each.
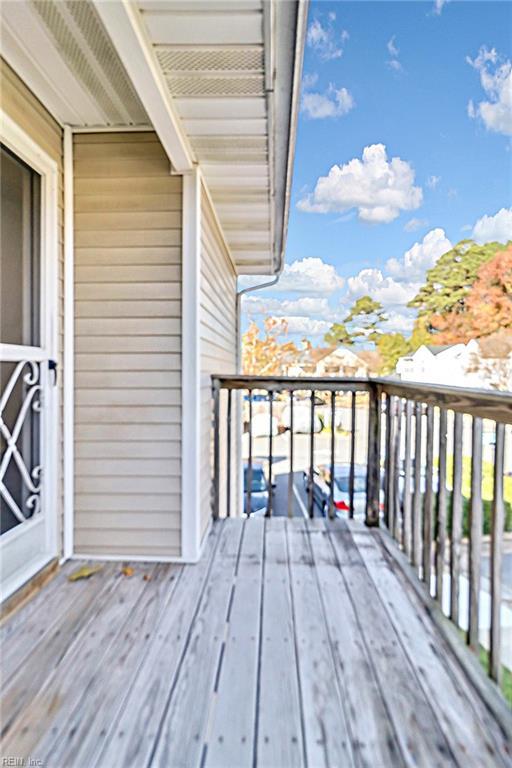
1 518 511 768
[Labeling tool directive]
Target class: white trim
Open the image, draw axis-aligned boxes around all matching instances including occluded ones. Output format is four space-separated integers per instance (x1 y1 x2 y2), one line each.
181 167 202 562
63 127 74 560
0 110 59 600
92 0 194 172
71 125 153 134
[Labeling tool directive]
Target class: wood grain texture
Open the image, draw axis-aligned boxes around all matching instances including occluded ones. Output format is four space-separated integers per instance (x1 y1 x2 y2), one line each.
2 520 511 768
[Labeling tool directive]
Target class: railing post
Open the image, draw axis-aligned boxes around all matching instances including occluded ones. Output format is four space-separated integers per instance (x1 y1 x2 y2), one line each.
365 383 380 527
468 416 483 652
212 377 220 520
490 422 505 683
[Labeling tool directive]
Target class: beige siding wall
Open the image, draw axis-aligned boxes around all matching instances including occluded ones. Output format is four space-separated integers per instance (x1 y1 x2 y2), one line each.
0 59 65 554
200 190 238 537
73 133 182 557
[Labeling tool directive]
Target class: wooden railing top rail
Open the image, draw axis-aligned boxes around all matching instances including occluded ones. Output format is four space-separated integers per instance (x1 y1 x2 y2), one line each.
212 375 512 425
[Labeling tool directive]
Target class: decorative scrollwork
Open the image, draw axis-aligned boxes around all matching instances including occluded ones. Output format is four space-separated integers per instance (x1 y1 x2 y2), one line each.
0 360 43 525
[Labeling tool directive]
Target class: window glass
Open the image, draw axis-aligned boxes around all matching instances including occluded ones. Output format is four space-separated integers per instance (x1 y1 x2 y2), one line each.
1 145 41 346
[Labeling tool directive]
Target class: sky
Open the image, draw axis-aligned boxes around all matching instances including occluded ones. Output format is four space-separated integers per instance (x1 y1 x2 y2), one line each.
241 0 512 344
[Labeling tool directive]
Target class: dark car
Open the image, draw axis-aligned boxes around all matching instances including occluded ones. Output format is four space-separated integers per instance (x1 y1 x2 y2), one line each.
303 463 371 518
243 462 269 516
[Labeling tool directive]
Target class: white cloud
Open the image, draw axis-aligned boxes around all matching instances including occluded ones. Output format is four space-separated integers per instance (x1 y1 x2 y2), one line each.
243 295 331 318
307 17 346 60
347 268 418 305
301 86 354 119
387 59 403 73
298 144 423 223
386 228 452 281
472 207 512 244
427 175 441 189
404 218 429 232
302 72 318 90
384 310 416 334
270 316 332 337
387 36 399 58
467 46 512 136
433 0 448 15
239 257 344 295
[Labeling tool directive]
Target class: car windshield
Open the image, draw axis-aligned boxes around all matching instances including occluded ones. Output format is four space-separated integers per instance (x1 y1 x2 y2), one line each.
244 468 267 492
335 475 366 493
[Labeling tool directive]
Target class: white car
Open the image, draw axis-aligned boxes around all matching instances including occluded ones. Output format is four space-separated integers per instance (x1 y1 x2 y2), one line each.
280 404 323 433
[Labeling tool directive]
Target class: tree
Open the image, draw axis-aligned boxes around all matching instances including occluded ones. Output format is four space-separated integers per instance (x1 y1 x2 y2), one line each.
242 318 299 375
431 245 512 343
324 321 352 347
324 295 387 347
346 296 387 341
375 332 411 375
409 317 432 351
408 239 506 324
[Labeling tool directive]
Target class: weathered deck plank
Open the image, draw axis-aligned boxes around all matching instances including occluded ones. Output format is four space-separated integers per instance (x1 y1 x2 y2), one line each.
287 518 355 768
205 517 264 768
307 518 403 768
257 517 305 768
327 518 456 767
0 518 510 768
95 525 219 768
150 519 244 767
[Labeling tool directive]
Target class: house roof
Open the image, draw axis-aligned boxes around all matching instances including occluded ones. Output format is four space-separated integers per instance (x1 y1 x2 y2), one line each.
0 0 307 276
425 345 457 356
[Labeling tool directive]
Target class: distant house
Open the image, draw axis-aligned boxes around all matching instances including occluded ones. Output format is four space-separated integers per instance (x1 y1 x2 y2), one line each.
288 346 369 378
396 338 512 391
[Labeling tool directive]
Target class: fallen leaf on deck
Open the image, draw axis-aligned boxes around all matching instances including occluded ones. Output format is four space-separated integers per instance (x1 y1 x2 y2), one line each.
68 565 103 582
143 574 152 581
121 566 135 577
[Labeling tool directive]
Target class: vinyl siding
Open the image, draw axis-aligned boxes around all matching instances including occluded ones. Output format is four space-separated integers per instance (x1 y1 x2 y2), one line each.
73 132 182 558
0 58 65 554
200 190 238 537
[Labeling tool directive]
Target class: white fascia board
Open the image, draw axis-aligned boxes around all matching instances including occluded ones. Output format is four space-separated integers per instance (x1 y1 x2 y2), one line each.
92 0 194 173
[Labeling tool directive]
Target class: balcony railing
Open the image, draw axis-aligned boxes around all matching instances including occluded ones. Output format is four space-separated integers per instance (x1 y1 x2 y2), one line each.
212 374 512 693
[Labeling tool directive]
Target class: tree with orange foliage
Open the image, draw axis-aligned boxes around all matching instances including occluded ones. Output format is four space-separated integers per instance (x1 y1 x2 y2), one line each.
242 318 300 375
432 245 512 343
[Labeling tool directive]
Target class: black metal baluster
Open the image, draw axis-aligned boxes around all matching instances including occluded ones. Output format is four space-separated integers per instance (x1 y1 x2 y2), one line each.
468 416 483 651
288 390 294 518
246 390 253 518
423 405 434 591
490 422 505 683
308 390 315 518
412 402 423 569
365 385 381 527
393 398 403 542
436 408 448 603
450 412 463 624
330 390 336 519
349 391 356 519
267 390 274 517
402 400 413 558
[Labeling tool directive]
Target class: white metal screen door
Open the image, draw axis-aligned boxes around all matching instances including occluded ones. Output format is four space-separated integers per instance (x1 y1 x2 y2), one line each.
0 129 58 601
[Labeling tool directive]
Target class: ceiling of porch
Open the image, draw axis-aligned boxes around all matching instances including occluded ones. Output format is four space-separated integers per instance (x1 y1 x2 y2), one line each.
0 0 305 275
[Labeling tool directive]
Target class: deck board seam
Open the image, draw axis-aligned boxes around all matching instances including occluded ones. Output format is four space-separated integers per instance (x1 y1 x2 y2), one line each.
144 520 233 768
323 521 408 768
342 524 461 768
252 518 267 768
284 519 310 768
303 518 357 768
81 563 185 768
372 528 512 766
0 563 122 744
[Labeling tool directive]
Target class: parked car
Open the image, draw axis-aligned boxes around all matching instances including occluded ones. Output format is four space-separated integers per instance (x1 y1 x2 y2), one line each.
303 463 371 518
251 412 279 437
243 461 270 516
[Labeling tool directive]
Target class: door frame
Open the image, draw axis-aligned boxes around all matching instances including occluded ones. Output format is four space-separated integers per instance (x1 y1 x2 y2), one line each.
0 109 59 600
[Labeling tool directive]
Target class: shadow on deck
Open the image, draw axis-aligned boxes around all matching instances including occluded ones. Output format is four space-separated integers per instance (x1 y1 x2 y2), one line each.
1 518 511 767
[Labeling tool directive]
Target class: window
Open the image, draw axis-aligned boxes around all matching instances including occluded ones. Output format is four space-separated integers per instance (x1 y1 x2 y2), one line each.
1 144 41 347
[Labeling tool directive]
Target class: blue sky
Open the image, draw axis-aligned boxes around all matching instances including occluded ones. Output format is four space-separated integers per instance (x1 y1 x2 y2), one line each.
241 0 512 344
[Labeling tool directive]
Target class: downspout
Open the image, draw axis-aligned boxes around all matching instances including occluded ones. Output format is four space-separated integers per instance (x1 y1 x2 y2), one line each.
236 274 280 374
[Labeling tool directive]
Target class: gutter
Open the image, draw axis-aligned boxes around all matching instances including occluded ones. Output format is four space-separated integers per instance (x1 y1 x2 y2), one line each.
236 275 280 373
